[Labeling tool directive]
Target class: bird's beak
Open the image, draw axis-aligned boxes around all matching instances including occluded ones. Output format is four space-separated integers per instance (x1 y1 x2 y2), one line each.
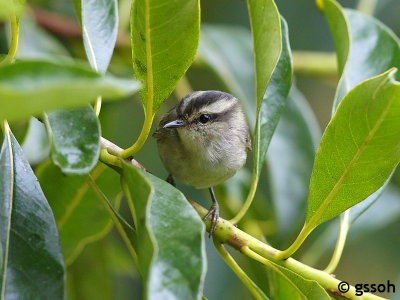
163 119 186 128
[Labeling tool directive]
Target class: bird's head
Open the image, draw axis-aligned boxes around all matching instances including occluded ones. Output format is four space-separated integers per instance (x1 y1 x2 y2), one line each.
163 91 247 145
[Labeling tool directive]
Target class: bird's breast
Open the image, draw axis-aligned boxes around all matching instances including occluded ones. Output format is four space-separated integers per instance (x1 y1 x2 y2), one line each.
158 133 247 189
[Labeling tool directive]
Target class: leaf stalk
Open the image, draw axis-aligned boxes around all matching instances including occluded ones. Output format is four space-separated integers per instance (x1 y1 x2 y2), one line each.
0 15 19 66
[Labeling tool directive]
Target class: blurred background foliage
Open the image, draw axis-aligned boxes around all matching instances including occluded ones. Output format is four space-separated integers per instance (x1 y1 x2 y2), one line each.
1 0 400 299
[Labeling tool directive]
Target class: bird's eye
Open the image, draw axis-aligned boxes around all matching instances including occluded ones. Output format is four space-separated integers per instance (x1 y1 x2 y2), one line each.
199 114 211 124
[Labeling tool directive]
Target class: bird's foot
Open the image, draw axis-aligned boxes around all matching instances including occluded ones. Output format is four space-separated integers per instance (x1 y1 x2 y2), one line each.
203 203 219 237
166 174 176 187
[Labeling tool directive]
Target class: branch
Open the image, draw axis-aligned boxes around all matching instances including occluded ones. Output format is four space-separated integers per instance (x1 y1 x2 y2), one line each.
99 137 146 171
32 9 129 47
190 200 384 300
292 51 337 78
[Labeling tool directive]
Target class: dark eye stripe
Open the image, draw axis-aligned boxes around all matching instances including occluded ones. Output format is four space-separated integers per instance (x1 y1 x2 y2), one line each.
178 91 235 117
189 106 238 125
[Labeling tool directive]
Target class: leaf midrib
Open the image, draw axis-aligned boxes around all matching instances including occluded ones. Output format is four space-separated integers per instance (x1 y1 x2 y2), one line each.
145 0 154 115
307 82 394 229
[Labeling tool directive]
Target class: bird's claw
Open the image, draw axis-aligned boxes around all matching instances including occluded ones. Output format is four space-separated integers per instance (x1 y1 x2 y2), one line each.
203 203 219 237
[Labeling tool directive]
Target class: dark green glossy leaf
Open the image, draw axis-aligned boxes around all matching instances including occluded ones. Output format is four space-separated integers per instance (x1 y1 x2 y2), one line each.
0 128 65 299
76 0 118 73
122 163 206 300
0 60 141 122
131 0 200 111
268 88 320 241
45 106 100 175
36 162 121 265
254 17 292 177
21 117 50 166
306 69 400 229
199 25 256 123
247 0 281 105
322 0 400 108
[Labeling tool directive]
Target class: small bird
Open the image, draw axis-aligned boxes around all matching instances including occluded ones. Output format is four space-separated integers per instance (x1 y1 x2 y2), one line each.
153 91 251 234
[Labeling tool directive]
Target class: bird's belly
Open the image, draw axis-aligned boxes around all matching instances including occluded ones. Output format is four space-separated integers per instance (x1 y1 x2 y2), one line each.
175 161 235 189
166 149 246 189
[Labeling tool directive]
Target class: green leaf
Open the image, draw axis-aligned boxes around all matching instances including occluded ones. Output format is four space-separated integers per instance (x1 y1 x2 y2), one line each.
44 106 100 175
302 183 400 266
77 0 118 73
17 14 70 60
88 177 136 257
122 163 206 300
198 25 256 123
254 17 292 177
0 127 65 299
268 88 320 241
67 240 114 300
131 0 200 111
0 60 141 122
350 184 400 233
36 162 121 265
268 263 331 299
306 69 400 229
247 0 281 106
322 0 400 108
21 117 50 166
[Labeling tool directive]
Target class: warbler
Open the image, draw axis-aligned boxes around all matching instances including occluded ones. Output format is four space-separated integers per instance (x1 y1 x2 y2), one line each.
153 91 251 234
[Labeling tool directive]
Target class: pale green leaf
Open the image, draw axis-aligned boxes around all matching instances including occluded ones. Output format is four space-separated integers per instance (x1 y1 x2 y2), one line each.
322 0 400 108
247 0 281 106
255 17 292 177
0 60 141 122
131 0 200 111
306 69 400 228
77 0 118 73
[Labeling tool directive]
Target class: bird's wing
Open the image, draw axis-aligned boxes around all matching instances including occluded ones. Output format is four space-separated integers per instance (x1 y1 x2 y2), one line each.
245 131 252 151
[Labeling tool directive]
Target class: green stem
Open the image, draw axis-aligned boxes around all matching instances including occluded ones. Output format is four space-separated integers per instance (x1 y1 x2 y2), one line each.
94 96 102 117
275 224 314 260
100 137 146 170
0 15 19 66
357 0 378 16
122 0 155 159
324 210 350 274
190 201 384 300
230 118 261 224
230 174 258 224
121 109 154 158
293 51 337 78
241 247 308 298
99 148 122 169
213 239 267 300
